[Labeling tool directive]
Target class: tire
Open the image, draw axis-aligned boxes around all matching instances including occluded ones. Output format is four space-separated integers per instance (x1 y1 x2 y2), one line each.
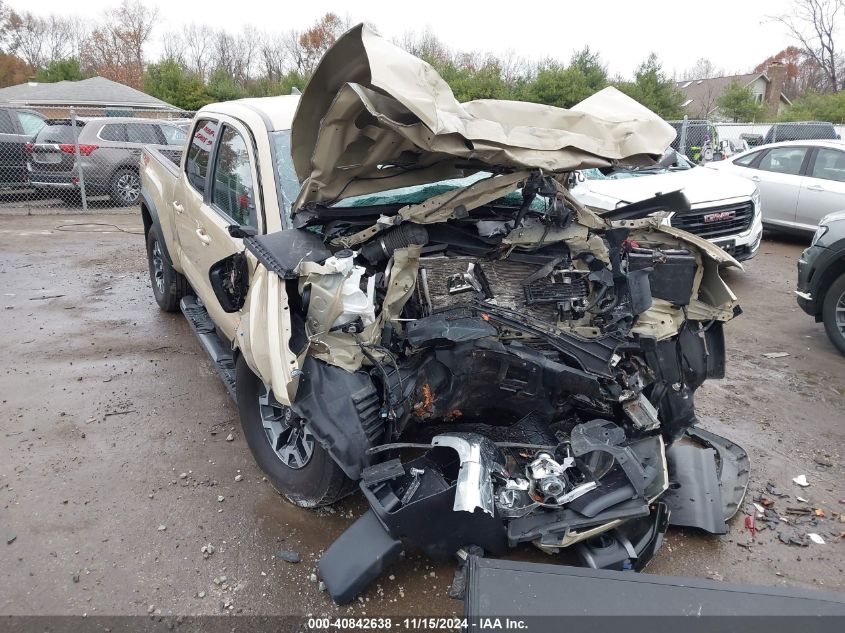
235 356 353 508
109 168 141 206
822 272 845 356
146 225 189 313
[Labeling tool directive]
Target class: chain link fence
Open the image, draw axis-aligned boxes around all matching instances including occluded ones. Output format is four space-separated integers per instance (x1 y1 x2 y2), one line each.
669 117 845 164
0 105 194 214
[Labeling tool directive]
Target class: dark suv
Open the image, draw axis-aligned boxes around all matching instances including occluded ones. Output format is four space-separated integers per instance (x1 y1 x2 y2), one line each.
0 106 46 187
796 210 845 355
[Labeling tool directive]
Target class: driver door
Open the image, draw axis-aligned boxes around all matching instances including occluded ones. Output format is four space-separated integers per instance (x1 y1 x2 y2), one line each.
176 116 263 341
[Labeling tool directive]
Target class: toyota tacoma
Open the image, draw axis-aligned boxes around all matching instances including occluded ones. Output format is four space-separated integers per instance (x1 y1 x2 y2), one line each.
139 25 749 603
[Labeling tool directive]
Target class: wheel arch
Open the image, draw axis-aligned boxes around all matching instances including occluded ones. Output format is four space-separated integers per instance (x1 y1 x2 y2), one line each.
814 254 845 318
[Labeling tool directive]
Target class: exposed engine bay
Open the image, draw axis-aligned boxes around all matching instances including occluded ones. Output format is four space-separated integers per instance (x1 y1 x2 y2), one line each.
223 24 750 604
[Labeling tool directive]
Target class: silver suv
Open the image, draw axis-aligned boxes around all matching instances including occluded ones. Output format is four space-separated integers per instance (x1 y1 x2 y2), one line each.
29 117 188 206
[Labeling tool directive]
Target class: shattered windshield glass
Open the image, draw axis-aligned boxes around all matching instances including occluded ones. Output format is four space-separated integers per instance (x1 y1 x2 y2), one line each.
332 172 546 210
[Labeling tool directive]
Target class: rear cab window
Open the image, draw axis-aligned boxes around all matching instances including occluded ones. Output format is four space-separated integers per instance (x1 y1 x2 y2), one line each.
185 119 219 194
160 125 187 146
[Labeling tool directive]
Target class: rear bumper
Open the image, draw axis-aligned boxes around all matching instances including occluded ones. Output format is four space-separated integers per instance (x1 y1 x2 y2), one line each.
28 169 108 193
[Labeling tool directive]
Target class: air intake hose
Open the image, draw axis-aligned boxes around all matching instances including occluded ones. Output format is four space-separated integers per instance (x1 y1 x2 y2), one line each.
359 224 429 265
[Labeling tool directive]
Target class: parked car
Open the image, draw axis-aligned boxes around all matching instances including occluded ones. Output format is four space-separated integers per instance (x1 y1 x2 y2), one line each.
796 210 845 355
764 121 839 144
705 139 845 233
667 119 719 162
138 25 748 600
0 106 46 188
28 117 188 206
571 149 763 261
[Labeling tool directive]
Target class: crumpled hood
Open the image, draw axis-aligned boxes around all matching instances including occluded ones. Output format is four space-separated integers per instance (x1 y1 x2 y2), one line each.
290 24 676 212
576 166 757 210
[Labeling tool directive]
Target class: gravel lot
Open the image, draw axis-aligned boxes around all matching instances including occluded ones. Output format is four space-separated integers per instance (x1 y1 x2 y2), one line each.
1 212 843 617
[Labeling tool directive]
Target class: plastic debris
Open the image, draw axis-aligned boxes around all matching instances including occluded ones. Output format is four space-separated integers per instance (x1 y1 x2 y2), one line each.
762 352 790 359
744 514 756 539
797 496 809 503
792 475 810 487
808 533 825 545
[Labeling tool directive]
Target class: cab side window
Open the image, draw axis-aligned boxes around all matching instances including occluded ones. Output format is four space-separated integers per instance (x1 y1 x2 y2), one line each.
185 119 218 195
211 125 257 228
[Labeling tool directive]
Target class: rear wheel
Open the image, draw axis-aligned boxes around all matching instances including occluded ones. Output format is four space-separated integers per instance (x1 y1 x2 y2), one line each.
235 356 353 507
109 168 141 206
146 225 189 312
822 272 845 356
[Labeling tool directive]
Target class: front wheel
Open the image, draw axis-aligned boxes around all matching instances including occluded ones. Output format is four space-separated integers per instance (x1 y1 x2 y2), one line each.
235 356 353 507
822 272 845 356
109 168 141 206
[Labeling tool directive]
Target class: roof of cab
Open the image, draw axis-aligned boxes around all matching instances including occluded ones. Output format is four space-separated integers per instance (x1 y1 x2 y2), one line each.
198 95 300 132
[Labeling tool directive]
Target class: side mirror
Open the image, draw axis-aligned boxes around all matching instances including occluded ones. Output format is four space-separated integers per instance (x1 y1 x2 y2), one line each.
228 224 258 239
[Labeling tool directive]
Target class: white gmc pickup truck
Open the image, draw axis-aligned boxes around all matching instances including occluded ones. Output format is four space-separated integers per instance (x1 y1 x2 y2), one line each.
139 24 749 601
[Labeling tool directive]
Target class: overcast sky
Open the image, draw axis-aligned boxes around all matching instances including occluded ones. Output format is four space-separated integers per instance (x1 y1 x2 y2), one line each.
18 0 798 78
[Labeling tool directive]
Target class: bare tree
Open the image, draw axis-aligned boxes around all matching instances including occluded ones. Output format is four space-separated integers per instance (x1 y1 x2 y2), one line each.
774 0 844 91
681 57 723 80
83 0 158 88
259 30 293 82
161 31 187 64
5 12 84 68
183 24 214 80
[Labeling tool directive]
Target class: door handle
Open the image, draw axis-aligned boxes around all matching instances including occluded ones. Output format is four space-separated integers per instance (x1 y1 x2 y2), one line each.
173 201 184 214
750 175 760 182
195 227 211 245
807 184 825 192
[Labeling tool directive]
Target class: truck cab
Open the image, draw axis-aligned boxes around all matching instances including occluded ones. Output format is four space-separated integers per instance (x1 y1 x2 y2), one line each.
141 97 300 339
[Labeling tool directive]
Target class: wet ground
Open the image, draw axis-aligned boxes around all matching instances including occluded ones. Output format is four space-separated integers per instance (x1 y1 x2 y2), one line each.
1 213 843 617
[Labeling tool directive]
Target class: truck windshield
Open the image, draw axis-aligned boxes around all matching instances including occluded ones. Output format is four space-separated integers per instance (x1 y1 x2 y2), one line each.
268 132 542 214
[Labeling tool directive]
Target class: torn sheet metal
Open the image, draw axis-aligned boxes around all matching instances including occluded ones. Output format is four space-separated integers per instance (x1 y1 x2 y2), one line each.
291 24 676 210
431 433 507 517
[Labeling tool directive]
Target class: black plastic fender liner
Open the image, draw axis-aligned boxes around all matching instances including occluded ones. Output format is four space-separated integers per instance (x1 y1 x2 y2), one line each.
686 426 750 521
463 556 845 625
663 444 726 534
291 356 383 480
663 427 750 534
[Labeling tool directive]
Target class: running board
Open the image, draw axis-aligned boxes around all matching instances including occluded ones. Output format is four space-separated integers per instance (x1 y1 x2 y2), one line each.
180 296 237 402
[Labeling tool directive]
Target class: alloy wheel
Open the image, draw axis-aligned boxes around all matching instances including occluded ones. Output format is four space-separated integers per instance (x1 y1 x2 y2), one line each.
258 385 314 469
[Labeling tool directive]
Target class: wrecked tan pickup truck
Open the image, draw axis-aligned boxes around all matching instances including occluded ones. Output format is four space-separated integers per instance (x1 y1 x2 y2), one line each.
140 25 749 603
